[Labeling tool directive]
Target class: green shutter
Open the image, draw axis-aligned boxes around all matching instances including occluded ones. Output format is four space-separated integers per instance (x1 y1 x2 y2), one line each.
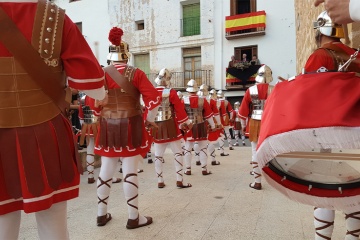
183 4 200 36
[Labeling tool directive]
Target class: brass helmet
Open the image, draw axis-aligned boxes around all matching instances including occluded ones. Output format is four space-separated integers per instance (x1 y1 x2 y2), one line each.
198 84 209 96
234 101 240 109
177 91 183 99
313 11 345 39
255 65 273 84
155 68 172 86
107 27 131 63
209 89 217 99
186 79 198 93
217 90 224 99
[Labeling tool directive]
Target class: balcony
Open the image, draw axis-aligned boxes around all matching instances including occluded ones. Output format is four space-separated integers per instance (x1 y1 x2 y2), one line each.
147 70 212 90
225 11 266 40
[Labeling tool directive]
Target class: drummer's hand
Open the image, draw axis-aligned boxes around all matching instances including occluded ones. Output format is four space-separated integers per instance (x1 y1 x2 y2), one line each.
241 127 246 135
314 0 324 6
145 120 158 130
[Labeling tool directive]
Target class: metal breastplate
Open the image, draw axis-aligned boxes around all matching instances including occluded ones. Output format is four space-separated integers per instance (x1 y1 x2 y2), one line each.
183 96 204 124
155 88 173 122
0 1 65 128
234 108 240 122
250 85 265 120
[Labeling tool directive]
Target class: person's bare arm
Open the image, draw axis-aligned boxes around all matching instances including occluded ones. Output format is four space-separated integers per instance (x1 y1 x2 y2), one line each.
314 0 353 24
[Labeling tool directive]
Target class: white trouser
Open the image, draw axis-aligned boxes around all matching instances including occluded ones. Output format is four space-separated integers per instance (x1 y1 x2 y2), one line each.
251 141 261 184
184 140 209 172
0 202 69 240
154 140 184 183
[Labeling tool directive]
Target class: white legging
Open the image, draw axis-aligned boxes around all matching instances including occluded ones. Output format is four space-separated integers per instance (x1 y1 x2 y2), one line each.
0 202 69 240
184 140 209 172
251 141 261 184
154 140 184 183
97 155 145 221
314 208 360 240
86 137 95 178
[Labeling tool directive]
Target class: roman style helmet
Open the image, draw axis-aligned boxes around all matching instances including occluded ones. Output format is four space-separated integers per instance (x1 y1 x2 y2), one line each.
217 90 224 99
186 79 198 93
313 11 345 39
234 101 240 109
209 89 217 99
198 84 209 96
107 27 131 63
255 65 273 84
155 68 172 86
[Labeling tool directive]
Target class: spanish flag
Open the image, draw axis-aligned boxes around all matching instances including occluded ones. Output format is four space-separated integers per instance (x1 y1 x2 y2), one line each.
225 11 266 32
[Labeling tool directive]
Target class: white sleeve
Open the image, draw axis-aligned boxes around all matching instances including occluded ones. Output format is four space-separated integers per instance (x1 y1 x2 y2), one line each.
146 105 159 122
207 117 216 129
350 0 360 22
82 86 106 100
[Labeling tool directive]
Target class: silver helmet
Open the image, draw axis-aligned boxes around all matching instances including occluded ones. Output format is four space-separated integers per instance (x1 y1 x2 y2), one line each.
217 90 224 99
313 11 345 39
209 89 217 99
155 68 172 86
234 101 240 109
255 65 273 84
198 84 209 96
186 79 198 93
107 27 131 63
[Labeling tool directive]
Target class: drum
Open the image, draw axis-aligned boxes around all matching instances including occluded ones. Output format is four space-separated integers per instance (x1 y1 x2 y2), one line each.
262 149 360 212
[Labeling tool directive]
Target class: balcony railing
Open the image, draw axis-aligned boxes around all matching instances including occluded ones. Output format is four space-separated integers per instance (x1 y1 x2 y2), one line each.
147 70 212 90
225 11 266 40
181 17 200 37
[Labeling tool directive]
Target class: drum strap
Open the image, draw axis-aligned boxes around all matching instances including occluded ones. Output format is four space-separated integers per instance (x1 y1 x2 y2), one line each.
0 4 70 117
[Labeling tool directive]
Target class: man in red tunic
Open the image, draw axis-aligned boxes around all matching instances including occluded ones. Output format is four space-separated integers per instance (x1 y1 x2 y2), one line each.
183 79 216 175
255 11 360 240
216 90 235 155
304 11 360 239
0 1 106 239
238 65 274 190
94 27 160 229
151 68 192 189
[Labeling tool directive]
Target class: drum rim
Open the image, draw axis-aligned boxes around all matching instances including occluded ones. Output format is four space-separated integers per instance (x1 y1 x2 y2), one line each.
268 159 360 190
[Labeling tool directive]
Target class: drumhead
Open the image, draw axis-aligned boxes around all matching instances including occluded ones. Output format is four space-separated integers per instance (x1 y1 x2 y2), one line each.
268 149 360 190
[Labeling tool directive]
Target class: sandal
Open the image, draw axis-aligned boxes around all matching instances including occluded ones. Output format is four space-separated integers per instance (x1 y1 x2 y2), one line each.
195 161 201 166
88 177 96 184
112 178 122 183
249 182 262 190
220 153 229 157
176 181 192 188
158 182 166 188
202 170 212 175
184 168 191 175
97 213 112 226
211 161 220 166
126 215 153 229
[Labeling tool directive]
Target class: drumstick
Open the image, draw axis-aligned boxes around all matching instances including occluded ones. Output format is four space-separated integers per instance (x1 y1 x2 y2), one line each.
278 76 287 81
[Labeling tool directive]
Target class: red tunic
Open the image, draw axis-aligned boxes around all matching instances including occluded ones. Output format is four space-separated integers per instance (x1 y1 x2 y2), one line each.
238 84 271 136
153 87 189 144
0 2 104 215
94 64 160 157
207 98 221 141
217 99 233 126
184 95 213 141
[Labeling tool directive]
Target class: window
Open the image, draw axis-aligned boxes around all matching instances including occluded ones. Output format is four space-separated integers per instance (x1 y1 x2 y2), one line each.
183 47 201 86
230 0 256 15
134 54 150 76
234 45 258 63
136 20 144 31
182 3 200 36
229 0 257 34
